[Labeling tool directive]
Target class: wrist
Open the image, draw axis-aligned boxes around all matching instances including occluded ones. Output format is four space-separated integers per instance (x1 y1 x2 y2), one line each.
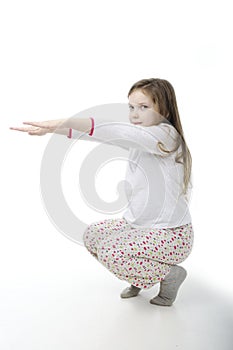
66 118 94 138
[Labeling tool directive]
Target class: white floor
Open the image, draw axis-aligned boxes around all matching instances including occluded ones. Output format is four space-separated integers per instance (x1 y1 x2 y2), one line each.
1 238 233 350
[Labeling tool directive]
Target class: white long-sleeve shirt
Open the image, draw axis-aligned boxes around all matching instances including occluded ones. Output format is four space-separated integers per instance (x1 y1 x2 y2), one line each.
69 118 192 229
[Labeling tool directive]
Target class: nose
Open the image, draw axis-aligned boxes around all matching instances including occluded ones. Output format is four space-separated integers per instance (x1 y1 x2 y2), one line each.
131 108 139 118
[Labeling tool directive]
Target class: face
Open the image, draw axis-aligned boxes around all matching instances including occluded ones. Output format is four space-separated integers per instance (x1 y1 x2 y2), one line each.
128 89 164 127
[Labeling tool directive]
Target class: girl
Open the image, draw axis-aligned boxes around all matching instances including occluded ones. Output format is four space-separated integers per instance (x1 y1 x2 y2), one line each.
10 78 194 306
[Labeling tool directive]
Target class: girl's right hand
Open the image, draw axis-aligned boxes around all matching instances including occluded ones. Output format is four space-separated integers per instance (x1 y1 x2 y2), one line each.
9 126 51 136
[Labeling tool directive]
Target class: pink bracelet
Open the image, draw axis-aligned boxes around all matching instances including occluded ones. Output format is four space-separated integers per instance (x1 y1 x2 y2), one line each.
67 118 94 138
89 117 94 136
67 128 72 138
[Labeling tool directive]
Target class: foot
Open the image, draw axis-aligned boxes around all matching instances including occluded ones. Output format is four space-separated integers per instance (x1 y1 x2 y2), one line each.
120 285 141 299
150 265 187 306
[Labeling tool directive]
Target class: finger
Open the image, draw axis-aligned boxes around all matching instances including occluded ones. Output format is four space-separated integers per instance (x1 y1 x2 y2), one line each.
23 121 47 128
10 126 39 132
28 131 38 135
28 130 44 136
9 127 31 132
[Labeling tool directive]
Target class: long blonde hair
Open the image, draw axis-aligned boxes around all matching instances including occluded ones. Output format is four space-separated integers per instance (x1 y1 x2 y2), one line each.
128 78 192 197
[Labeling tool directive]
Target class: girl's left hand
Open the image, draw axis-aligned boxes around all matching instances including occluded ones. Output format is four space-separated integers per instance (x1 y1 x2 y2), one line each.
22 119 65 131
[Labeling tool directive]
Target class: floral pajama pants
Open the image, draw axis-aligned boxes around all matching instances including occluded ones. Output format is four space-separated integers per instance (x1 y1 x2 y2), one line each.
83 218 194 290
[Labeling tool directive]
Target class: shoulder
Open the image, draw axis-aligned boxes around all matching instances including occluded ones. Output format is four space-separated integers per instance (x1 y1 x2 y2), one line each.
145 122 179 140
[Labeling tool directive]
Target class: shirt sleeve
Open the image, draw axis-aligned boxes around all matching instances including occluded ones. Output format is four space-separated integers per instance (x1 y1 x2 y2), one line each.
69 117 180 155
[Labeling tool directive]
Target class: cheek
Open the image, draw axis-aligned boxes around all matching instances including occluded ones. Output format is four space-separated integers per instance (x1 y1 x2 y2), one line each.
144 111 157 121
140 114 154 126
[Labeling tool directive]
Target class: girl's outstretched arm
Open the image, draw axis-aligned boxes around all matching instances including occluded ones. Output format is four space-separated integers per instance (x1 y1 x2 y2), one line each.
10 116 179 156
9 118 92 136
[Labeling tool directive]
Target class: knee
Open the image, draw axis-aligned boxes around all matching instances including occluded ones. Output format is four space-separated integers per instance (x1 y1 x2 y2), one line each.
82 223 95 247
82 220 105 247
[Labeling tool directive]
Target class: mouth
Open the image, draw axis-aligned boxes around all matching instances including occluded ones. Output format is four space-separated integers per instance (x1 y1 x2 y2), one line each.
133 122 142 125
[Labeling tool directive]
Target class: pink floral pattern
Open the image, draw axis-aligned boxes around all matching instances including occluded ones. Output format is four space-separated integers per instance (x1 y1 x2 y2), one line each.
83 218 194 289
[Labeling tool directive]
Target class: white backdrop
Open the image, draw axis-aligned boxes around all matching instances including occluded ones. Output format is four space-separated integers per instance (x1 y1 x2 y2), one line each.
1 0 233 349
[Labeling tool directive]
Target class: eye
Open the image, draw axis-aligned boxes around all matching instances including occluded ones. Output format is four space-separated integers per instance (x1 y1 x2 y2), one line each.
128 105 134 111
141 105 148 110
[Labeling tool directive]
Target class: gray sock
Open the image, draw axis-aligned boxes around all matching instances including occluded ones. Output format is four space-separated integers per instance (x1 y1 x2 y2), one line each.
120 285 141 298
150 265 187 306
